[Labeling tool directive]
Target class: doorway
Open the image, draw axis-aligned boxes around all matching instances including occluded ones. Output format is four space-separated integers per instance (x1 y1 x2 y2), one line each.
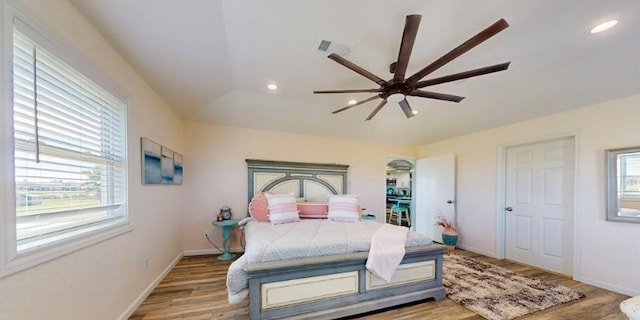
385 159 414 227
502 136 575 275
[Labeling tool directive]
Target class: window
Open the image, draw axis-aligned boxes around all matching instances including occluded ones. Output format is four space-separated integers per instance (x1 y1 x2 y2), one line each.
618 152 640 198
8 20 128 256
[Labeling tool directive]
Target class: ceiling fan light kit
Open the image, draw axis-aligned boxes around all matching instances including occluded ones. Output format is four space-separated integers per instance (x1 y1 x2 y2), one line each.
314 14 511 121
387 93 405 103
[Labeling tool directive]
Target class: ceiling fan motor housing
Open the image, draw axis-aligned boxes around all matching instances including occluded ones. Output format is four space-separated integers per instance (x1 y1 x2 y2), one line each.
313 15 511 121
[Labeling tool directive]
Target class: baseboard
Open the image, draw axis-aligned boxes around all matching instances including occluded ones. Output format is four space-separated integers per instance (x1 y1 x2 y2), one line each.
446 242 497 258
117 251 184 320
118 246 246 317
184 246 244 256
575 275 639 297
183 248 220 256
457 244 496 258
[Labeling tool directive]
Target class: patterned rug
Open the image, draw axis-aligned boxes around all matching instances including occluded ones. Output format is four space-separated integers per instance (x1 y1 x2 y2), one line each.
443 254 585 320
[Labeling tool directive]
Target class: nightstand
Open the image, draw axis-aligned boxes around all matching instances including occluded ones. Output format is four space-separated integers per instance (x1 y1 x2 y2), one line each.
361 214 376 221
212 219 239 260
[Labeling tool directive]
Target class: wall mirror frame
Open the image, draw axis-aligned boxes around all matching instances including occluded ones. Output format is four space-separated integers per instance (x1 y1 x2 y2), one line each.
605 146 640 223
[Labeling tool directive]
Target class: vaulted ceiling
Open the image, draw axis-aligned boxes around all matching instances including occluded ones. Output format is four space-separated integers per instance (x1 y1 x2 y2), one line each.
70 0 640 145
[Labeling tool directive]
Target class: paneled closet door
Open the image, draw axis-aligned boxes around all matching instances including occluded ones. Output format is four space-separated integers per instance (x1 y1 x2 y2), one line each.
505 137 574 275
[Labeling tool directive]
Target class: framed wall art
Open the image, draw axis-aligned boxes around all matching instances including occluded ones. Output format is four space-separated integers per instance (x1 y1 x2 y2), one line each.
141 137 183 185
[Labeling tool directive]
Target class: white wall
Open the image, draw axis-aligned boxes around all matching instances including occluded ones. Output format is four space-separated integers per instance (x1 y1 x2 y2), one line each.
0 1 184 319
182 122 416 252
419 94 640 296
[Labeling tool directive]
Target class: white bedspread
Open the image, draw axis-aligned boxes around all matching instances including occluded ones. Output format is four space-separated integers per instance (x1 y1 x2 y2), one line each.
226 219 431 304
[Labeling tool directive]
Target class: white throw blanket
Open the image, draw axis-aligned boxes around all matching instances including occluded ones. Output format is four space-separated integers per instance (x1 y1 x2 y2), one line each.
365 223 409 282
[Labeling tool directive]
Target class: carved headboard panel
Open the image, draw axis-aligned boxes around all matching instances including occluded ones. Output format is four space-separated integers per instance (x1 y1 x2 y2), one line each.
246 159 349 204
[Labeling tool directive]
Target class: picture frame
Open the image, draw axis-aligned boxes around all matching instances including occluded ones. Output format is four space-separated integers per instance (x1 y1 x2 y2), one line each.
141 137 183 185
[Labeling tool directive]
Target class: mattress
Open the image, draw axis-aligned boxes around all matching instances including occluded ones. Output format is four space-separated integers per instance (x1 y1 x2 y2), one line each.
226 219 432 304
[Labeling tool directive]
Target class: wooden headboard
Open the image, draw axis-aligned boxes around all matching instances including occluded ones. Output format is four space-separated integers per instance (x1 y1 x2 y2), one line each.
246 159 349 204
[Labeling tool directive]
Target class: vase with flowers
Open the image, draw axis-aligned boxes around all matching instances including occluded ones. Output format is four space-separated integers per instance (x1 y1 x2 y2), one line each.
435 215 458 251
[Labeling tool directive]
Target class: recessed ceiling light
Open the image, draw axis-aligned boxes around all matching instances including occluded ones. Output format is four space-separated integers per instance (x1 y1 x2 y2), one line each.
267 83 278 90
412 110 419 115
348 99 357 105
590 20 618 34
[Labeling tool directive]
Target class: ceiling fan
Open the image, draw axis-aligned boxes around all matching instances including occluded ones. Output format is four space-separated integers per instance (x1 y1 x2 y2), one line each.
314 14 511 121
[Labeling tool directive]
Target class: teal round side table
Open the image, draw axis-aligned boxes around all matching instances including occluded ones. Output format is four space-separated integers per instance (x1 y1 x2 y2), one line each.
212 219 239 260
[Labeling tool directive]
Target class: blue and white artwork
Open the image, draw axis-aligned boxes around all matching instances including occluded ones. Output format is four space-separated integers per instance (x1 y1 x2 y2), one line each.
161 147 174 184
142 138 162 184
141 138 183 185
173 153 183 185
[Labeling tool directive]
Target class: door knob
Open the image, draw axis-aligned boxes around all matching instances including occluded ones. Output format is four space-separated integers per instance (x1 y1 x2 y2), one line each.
447 200 455 204
505 207 513 212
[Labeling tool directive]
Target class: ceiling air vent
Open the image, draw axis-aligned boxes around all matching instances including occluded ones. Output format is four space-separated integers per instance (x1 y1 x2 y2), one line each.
315 39 354 57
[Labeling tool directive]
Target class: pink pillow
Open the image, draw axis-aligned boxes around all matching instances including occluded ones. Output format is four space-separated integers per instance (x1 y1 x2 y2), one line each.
264 193 300 224
327 194 360 222
248 192 270 222
297 203 329 219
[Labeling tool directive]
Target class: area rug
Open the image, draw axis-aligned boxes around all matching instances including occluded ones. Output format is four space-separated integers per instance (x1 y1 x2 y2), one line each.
443 254 584 320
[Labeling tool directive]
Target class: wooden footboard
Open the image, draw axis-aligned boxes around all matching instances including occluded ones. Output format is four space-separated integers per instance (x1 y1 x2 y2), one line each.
244 244 446 320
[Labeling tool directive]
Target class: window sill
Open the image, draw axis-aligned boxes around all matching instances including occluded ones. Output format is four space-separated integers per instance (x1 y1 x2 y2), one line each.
0 220 132 278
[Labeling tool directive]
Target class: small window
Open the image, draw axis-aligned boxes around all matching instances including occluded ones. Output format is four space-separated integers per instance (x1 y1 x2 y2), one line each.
12 27 128 252
618 152 640 198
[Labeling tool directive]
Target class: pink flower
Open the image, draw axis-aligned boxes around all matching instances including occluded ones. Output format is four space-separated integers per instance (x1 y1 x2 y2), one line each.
434 215 456 231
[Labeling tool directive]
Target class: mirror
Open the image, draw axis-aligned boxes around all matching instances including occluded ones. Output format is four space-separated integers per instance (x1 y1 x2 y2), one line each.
605 146 640 223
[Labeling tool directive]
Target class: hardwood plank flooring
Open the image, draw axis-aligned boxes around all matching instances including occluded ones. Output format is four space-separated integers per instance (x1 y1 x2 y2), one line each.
129 250 630 320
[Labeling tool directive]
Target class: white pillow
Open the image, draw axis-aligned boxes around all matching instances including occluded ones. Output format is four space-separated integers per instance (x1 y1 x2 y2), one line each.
264 193 300 224
327 194 360 222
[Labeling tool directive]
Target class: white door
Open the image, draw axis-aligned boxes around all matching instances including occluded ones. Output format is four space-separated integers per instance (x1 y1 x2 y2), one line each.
415 154 455 242
505 137 574 274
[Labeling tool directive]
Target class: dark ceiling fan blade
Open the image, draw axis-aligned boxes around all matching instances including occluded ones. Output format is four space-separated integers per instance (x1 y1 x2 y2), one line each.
328 53 387 86
314 88 383 94
365 99 387 121
408 90 465 103
398 98 415 119
331 95 380 114
406 19 509 84
414 62 511 89
393 14 422 82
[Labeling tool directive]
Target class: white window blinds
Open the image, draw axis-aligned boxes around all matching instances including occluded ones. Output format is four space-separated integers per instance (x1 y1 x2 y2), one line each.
12 28 127 250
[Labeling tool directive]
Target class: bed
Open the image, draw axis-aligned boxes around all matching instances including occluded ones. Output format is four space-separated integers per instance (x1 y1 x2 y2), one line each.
227 160 446 320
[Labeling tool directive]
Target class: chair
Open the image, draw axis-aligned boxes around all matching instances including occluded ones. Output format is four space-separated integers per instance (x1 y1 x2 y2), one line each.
388 203 411 227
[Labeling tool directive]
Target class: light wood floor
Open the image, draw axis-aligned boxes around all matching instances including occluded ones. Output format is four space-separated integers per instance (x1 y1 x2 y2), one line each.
129 250 630 320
